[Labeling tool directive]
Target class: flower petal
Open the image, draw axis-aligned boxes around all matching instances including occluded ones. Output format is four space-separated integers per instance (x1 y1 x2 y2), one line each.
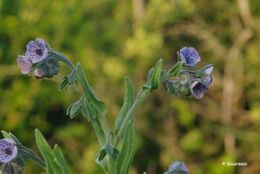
17 55 32 74
179 47 201 67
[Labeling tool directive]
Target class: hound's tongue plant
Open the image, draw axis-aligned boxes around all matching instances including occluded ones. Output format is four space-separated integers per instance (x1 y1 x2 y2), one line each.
1 38 213 174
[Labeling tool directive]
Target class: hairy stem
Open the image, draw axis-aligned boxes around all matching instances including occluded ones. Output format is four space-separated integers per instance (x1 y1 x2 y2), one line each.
50 50 75 70
114 88 150 146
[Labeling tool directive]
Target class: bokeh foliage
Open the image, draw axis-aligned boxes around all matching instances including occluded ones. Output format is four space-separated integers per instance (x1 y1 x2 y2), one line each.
0 0 260 173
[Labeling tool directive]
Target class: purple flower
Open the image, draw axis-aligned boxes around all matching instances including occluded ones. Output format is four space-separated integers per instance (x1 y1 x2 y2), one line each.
0 138 18 163
179 47 201 67
25 38 48 63
17 55 32 74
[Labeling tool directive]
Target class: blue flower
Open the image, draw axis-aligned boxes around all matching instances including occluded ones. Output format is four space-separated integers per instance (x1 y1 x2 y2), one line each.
179 47 201 67
190 64 213 99
190 81 208 99
25 38 48 64
0 138 18 163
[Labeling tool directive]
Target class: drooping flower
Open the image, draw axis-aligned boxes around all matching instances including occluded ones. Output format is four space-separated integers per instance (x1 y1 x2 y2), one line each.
17 55 32 74
179 47 201 67
0 138 18 163
25 38 48 63
190 80 209 99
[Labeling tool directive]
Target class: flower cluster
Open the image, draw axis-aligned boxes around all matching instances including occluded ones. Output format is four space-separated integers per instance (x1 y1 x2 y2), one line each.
17 38 60 79
166 47 213 99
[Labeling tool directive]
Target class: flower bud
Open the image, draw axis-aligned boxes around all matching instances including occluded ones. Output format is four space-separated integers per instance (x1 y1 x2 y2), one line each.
33 57 60 79
165 73 192 97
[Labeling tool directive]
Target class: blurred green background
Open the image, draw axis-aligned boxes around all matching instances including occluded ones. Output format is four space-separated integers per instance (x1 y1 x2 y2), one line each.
0 0 260 173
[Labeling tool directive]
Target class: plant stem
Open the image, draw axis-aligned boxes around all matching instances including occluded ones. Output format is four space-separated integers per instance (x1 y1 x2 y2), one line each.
107 156 115 174
114 88 151 146
50 50 75 70
100 115 111 137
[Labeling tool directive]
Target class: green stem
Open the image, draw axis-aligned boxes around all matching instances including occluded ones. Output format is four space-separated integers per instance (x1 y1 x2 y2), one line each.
107 156 115 174
50 50 75 70
100 115 111 137
114 88 150 146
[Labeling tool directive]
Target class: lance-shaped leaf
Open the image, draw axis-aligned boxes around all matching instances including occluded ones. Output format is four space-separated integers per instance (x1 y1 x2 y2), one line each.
76 63 106 119
35 129 70 174
53 145 70 174
167 61 183 77
115 76 134 134
115 123 135 174
81 96 97 122
150 58 163 90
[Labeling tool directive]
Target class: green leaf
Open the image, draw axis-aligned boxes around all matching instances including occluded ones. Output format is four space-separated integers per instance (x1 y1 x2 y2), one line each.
59 76 69 91
142 67 154 90
150 58 163 90
115 76 134 134
115 123 135 174
76 63 106 118
168 61 183 77
1 130 10 138
53 145 70 174
1 130 22 146
35 129 62 174
66 96 82 119
81 96 96 122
